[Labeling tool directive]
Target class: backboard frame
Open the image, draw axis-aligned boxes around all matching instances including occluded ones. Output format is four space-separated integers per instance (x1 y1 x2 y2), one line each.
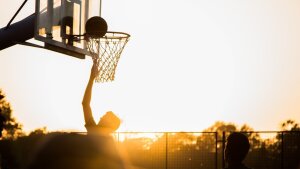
34 0 92 59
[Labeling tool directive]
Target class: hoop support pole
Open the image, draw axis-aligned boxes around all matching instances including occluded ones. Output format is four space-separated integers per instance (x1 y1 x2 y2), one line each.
6 0 29 29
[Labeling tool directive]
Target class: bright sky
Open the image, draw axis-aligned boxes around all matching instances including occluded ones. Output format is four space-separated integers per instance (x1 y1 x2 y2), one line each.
1 0 300 133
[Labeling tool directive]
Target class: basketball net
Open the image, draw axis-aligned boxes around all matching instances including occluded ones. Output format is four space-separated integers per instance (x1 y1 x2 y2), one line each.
85 32 130 83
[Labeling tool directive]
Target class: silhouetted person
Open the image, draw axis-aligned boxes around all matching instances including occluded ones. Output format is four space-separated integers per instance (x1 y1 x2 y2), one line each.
28 62 127 169
82 61 121 135
224 132 251 169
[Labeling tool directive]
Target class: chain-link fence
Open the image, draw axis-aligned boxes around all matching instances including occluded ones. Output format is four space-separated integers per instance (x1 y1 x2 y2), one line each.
282 131 300 169
114 132 218 169
0 131 298 169
114 131 300 169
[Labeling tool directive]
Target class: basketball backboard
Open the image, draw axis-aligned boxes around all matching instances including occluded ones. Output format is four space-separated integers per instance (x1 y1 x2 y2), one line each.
34 0 100 59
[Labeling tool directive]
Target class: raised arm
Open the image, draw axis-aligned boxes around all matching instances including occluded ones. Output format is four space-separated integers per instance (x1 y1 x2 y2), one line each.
82 63 98 126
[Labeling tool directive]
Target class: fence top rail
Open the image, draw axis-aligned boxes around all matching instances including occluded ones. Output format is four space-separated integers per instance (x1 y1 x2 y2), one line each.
71 131 300 135
115 131 218 134
72 131 219 135
228 131 300 133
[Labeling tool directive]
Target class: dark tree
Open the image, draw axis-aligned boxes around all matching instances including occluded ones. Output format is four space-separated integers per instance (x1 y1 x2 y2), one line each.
28 127 47 136
0 89 24 139
281 119 300 131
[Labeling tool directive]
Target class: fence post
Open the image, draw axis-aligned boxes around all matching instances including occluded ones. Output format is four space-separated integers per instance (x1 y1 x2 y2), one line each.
215 132 218 169
166 132 168 169
222 131 225 169
281 132 284 169
118 132 120 143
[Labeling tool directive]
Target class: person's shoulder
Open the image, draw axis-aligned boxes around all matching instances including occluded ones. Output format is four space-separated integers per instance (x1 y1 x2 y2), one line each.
85 120 98 133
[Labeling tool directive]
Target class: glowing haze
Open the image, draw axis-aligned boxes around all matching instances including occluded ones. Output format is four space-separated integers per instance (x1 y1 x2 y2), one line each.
0 0 300 133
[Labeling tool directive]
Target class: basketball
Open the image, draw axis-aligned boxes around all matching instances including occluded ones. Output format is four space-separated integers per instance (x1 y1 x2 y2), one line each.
85 16 108 38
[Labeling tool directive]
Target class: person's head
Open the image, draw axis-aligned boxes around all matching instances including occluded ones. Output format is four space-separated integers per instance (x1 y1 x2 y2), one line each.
97 111 121 133
224 132 250 164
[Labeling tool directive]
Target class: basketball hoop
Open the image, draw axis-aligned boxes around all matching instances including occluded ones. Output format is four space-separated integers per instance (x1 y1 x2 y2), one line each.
71 16 131 83
85 31 130 83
